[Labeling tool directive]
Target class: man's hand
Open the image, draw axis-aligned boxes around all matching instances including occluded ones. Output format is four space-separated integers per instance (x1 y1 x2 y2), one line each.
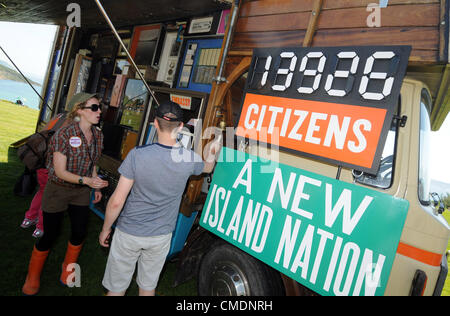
203 134 223 173
99 228 112 247
98 175 134 248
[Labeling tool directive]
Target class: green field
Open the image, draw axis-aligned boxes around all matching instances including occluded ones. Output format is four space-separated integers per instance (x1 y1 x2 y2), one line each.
0 100 196 296
0 100 448 296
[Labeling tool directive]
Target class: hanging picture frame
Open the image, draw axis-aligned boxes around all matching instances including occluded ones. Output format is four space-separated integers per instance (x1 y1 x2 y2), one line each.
113 58 130 75
186 11 221 35
129 24 162 67
66 54 92 109
117 38 131 57
217 9 231 35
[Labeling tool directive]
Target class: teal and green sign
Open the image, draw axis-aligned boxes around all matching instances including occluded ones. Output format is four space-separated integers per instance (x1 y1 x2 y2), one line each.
200 147 409 296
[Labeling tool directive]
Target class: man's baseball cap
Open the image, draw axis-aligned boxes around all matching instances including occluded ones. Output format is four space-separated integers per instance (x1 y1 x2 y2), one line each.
155 100 184 122
66 92 98 111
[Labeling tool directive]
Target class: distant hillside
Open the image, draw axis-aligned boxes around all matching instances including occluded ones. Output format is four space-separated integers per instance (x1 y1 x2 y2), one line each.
0 62 41 86
431 179 450 196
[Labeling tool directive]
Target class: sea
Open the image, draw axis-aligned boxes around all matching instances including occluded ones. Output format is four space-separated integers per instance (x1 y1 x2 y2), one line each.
0 79 43 110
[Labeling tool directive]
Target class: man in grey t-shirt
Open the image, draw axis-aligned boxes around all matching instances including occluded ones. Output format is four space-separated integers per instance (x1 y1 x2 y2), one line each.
116 143 204 237
99 101 217 296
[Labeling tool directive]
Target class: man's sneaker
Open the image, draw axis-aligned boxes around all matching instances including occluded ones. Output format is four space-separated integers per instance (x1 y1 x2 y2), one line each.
21 218 38 228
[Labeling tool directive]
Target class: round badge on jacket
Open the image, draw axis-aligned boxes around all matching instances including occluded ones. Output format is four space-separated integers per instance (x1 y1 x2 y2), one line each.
69 136 82 148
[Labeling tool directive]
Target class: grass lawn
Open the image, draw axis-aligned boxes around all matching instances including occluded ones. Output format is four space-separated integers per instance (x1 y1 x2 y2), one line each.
0 100 196 296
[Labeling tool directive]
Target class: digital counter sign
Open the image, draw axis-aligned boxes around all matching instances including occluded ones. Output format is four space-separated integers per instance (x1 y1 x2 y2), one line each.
236 46 411 173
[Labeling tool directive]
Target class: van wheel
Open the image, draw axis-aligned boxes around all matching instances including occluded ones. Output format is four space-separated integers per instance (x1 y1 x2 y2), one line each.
198 242 284 296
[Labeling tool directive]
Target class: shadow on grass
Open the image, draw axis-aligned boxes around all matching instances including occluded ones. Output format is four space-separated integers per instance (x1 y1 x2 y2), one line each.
0 147 196 296
0 147 109 295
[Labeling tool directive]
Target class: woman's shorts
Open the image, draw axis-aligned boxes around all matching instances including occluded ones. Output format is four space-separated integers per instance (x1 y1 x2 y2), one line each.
102 228 172 293
42 181 91 213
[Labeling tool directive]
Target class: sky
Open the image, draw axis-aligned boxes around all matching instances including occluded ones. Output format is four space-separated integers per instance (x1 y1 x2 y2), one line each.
0 21 57 81
430 116 450 183
0 21 448 184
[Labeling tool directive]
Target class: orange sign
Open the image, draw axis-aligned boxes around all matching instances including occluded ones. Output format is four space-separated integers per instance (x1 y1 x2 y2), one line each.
236 93 387 169
170 94 192 110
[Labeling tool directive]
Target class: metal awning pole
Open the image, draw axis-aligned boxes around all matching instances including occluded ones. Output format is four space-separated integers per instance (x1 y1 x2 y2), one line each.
213 0 240 84
0 45 52 112
94 0 160 106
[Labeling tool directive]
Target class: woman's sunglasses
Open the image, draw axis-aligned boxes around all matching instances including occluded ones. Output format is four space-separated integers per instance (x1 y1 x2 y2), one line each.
81 104 102 112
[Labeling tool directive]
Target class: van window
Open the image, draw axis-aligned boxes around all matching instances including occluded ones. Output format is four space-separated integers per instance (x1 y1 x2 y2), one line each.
353 101 400 189
418 89 432 205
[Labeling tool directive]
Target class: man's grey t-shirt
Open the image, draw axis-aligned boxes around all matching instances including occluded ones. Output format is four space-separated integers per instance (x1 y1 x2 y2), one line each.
117 143 204 237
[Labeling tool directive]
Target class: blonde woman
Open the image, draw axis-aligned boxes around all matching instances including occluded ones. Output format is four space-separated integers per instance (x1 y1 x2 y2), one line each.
22 92 108 295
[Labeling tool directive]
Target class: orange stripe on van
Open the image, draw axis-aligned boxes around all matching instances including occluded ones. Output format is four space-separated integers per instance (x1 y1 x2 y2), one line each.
396 242 442 267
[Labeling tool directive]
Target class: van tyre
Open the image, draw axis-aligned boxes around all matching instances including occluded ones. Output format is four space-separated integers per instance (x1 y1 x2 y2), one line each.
198 242 284 296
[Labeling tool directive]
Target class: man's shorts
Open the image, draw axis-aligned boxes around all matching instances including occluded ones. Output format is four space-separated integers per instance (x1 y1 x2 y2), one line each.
102 228 172 293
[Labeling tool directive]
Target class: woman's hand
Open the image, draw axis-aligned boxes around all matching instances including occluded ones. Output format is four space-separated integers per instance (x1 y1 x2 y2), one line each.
84 176 108 190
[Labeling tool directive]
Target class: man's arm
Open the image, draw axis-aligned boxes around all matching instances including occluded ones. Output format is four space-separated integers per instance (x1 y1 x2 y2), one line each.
99 175 134 247
203 159 215 174
202 135 223 174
